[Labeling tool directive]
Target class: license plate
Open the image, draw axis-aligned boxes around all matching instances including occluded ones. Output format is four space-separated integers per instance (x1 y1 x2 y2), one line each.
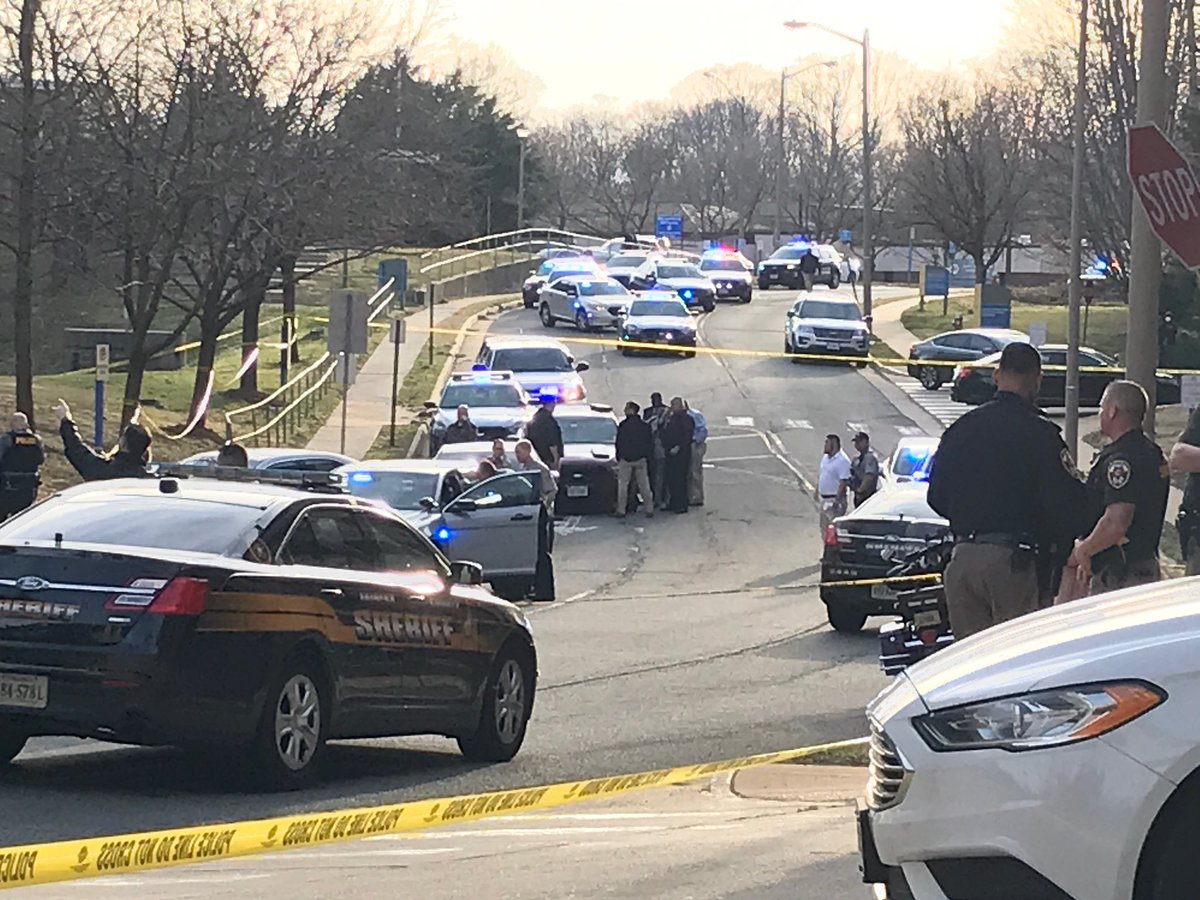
768 272 779 280
0 673 48 709
914 611 942 628
566 485 589 498
871 584 897 600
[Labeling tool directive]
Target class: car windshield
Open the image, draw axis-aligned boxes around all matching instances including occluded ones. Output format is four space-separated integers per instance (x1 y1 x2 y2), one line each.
607 255 646 268
0 495 263 555
629 300 689 317
796 300 862 321
537 258 591 276
491 348 573 372
345 471 442 510
700 259 747 271
578 280 628 297
1083 349 1117 366
891 444 938 478
855 488 943 520
440 383 524 408
770 246 809 260
657 264 702 279
559 417 617 444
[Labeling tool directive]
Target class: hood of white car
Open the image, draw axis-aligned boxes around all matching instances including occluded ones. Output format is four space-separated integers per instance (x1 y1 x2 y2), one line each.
905 578 1200 710
625 315 696 331
660 277 713 292
563 442 614 462
434 407 528 429
706 271 752 283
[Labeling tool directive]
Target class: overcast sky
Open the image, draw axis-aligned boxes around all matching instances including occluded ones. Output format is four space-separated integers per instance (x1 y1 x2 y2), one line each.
433 0 1014 110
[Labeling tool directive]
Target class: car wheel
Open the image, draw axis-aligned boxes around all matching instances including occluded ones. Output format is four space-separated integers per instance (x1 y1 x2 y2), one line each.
539 303 556 328
1135 779 1200 900
574 310 590 332
683 349 697 359
827 606 866 633
918 366 942 391
784 335 793 354
829 271 841 289
457 643 533 762
620 347 632 357
758 280 769 290
701 300 715 313
0 729 28 765
855 360 868 369
249 653 329 790
522 294 535 310
743 291 752 304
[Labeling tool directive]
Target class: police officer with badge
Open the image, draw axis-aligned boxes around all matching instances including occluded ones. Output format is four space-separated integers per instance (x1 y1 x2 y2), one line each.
928 343 1088 639
1065 381 1168 593
0 413 44 521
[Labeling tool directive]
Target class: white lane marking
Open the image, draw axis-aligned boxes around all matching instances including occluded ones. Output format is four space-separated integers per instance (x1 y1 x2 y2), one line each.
705 454 777 463
783 418 812 430
847 421 866 433
896 425 927 436
726 416 755 427
64 874 275 887
759 429 815 495
705 433 760 442
421 826 674 837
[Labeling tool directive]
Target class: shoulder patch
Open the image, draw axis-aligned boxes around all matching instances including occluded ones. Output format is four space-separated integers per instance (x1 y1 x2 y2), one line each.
1061 448 1084 481
1106 457 1132 490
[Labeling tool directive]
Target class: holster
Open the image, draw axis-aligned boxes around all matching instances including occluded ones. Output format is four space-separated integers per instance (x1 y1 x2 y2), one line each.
1179 507 1198 557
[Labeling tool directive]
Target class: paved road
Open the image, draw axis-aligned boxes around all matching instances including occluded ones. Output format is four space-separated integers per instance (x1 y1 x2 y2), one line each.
1 283 926 854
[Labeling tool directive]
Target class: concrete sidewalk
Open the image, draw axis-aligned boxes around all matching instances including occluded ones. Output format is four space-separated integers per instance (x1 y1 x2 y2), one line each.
306 293 513 459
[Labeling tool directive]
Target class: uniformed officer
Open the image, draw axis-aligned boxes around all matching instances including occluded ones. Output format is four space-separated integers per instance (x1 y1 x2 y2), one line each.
1169 403 1200 575
928 342 1088 639
1066 380 1168 594
0 413 44 520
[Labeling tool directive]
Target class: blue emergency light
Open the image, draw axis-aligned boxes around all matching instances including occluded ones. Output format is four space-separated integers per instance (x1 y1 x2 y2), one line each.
349 472 375 485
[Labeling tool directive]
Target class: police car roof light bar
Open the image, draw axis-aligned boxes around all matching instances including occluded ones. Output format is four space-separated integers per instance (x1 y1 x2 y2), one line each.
152 463 348 494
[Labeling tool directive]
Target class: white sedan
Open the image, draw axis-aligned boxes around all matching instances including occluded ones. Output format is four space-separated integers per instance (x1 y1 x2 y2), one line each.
860 577 1200 900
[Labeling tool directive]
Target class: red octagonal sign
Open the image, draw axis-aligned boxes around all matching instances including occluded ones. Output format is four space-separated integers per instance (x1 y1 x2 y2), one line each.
1128 124 1200 268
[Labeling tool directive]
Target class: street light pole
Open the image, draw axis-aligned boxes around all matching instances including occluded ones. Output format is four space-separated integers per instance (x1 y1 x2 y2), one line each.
1065 0 1089 456
516 135 527 231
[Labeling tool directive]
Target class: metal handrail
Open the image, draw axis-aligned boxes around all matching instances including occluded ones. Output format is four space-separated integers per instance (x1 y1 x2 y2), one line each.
233 358 340 443
418 227 606 260
225 352 333 418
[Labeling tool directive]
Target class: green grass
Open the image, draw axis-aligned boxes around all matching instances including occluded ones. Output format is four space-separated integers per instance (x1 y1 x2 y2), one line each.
901 295 1130 359
785 742 869 767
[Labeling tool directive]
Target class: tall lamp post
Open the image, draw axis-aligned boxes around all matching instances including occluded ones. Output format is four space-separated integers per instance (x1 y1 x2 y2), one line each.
784 20 873 329
516 127 529 231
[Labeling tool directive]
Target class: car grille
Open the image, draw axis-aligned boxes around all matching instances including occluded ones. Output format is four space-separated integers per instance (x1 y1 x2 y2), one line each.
866 723 911 811
639 329 682 342
479 425 516 439
814 327 855 340
607 305 626 316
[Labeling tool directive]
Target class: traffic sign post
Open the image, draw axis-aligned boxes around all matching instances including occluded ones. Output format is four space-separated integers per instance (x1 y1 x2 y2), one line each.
1128 124 1200 268
328 291 369 455
94 344 110 451
389 315 407 447
655 214 683 243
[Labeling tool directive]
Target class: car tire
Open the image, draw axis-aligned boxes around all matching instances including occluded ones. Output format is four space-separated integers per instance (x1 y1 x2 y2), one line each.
0 729 28 765
248 651 330 791
457 642 533 762
574 310 590 332
827 606 867 633
522 294 535 310
1135 779 1200 900
620 347 632 357
855 360 868 369
539 304 556 328
743 291 752 304
683 349 697 359
758 280 769 290
701 300 715 313
918 366 942 391
828 271 841 289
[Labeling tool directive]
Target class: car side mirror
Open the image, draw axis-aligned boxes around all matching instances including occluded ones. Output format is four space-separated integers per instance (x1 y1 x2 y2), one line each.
689 309 700 317
450 560 484 586
418 496 436 511
423 400 438 410
786 311 795 318
450 498 477 513
645 274 656 283
575 361 590 372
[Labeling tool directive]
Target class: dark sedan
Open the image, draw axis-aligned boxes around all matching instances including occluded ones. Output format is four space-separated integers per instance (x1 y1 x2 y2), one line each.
0 472 536 789
950 344 1182 407
819 485 950 634
906 328 1028 391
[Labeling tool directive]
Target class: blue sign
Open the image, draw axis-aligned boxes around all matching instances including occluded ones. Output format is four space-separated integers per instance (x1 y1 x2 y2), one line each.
981 304 1012 328
838 228 853 243
377 258 409 294
923 265 950 297
655 214 684 241
949 257 976 289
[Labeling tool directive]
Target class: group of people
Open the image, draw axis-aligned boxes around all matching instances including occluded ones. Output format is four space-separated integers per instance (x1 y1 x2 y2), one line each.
817 430 881 530
928 342 1171 640
614 393 707 517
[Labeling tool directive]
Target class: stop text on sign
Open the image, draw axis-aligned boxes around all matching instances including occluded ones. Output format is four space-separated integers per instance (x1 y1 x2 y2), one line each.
1135 166 1200 227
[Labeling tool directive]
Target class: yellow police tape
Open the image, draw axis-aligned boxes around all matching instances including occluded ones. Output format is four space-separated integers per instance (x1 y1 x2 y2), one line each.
0 737 867 890
400 323 1200 375
820 572 942 589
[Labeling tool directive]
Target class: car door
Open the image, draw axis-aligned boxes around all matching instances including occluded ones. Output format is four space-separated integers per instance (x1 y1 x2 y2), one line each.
1079 351 1117 406
551 279 577 320
358 512 487 714
1038 350 1068 405
438 472 541 577
276 505 404 721
937 334 978 362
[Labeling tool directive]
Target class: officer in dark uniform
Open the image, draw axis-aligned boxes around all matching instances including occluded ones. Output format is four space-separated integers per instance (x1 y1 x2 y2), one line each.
0 413 44 520
928 342 1088 638
526 393 564 470
1067 380 1168 593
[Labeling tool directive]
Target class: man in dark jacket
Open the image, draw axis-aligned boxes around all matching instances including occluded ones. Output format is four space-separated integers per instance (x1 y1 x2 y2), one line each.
0 412 44 520
660 396 695 513
53 399 152 482
526 395 564 470
615 401 654 518
442 405 480 445
799 247 820 292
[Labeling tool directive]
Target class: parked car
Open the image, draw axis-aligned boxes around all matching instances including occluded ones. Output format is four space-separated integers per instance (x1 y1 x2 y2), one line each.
604 252 654 287
907 328 1029 391
783 296 870 364
861 577 1200 900
537 274 630 331
523 404 619 516
698 249 754 303
178 448 356 473
338 460 470 525
591 236 657 263
475 336 590 403
618 293 698 357
627 258 716 312
819 484 950 633
521 257 600 308
757 241 843 290
879 436 939 489
427 371 533 454
951 344 1183 407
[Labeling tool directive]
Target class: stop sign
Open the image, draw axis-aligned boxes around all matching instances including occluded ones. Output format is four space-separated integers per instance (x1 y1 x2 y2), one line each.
1128 124 1200 268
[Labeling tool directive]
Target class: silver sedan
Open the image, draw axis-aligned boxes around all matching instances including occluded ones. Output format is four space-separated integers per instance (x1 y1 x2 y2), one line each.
538 274 631 332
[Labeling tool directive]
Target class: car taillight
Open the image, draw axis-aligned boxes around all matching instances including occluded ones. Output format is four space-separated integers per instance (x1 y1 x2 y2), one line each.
149 577 209 616
956 367 971 381
824 524 839 547
908 344 916 357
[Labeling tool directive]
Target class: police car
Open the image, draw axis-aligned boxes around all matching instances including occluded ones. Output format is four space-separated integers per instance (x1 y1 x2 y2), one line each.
427 371 534 454
698 248 754 303
474 337 590 403
758 241 844 290
521 256 601 308
0 470 537 789
627 258 717 312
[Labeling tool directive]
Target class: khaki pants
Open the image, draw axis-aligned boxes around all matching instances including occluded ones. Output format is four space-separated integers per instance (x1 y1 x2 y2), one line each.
689 441 706 505
616 459 653 516
943 543 1040 639
1091 558 1162 595
819 496 847 533
802 272 815 292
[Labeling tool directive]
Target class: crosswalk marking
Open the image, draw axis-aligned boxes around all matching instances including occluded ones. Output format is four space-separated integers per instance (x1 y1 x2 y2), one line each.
783 418 812 430
726 416 755 427
846 421 866 433
891 379 967 430
896 425 927 436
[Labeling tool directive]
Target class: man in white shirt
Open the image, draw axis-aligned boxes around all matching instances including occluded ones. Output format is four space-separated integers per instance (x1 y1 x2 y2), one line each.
818 433 852 532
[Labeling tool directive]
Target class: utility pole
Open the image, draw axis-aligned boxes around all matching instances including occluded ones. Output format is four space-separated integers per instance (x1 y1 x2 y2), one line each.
774 67 786 247
861 28 874 331
516 132 528 231
1126 0 1169 435
1065 0 1089 456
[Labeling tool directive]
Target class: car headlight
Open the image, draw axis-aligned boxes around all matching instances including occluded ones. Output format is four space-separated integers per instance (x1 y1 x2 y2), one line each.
796 325 816 337
786 264 797 270
913 681 1164 752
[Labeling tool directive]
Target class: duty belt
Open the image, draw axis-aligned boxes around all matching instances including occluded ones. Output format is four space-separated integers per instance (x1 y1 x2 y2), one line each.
954 532 1035 550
